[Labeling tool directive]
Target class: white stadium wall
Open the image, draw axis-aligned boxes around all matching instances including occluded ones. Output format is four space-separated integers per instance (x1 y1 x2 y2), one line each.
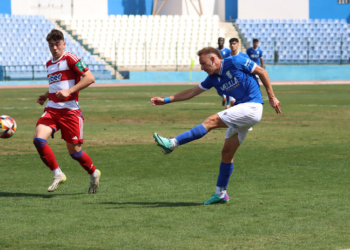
238 0 309 20
11 0 107 19
158 0 226 21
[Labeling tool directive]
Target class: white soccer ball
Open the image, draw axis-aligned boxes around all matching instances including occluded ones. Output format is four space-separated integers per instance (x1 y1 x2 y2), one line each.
0 115 17 139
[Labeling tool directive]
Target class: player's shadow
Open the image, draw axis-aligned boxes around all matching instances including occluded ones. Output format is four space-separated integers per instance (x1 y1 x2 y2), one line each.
0 192 85 199
91 201 203 208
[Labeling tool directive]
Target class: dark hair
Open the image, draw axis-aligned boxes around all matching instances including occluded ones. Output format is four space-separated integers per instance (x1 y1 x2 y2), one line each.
197 47 223 59
229 38 239 44
253 38 259 43
46 29 64 42
218 37 225 42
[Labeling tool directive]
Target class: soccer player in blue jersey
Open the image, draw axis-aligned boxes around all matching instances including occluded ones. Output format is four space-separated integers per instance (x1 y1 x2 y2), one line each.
217 37 231 59
247 38 264 68
216 37 231 107
227 37 250 108
151 47 281 205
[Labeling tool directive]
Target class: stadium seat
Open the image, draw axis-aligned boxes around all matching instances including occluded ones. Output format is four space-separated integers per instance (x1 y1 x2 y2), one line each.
235 18 350 64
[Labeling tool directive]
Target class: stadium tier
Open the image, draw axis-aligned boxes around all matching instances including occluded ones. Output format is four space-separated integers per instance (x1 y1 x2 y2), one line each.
0 14 112 80
236 19 350 64
61 15 225 67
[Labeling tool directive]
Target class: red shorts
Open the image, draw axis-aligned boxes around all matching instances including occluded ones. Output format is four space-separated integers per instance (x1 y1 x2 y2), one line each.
36 107 84 144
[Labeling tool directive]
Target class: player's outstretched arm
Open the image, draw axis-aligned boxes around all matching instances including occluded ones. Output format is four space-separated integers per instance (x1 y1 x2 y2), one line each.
253 65 281 114
151 85 205 105
37 91 49 105
56 70 95 99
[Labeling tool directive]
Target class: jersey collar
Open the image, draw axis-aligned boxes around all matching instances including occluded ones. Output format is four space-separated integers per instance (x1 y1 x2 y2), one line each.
218 59 224 76
51 52 65 63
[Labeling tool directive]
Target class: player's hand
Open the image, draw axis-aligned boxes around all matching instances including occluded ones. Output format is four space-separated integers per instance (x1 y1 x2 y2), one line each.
37 95 48 105
269 96 282 114
56 90 72 99
151 97 165 105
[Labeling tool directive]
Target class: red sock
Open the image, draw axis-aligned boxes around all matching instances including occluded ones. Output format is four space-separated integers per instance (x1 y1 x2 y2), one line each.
70 151 96 174
33 138 59 171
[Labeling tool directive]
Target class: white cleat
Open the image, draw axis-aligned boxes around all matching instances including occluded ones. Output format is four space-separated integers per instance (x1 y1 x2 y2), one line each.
47 173 67 192
248 127 253 131
88 169 101 194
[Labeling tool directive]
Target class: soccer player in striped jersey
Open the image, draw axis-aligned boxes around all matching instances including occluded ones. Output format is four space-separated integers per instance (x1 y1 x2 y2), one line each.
33 29 101 193
152 47 281 205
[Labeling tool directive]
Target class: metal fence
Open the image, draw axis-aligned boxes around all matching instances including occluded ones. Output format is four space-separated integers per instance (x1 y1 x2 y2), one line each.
0 64 113 81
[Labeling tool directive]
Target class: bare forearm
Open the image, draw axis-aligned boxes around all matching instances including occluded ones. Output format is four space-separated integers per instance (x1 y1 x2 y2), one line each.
170 87 202 103
69 75 94 94
259 70 275 99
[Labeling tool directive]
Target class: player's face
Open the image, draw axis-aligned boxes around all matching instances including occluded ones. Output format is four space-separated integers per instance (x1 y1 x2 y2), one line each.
230 41 239 52
218 39 224 47
48 39 66 60
253 41 259 49
199 54 218 75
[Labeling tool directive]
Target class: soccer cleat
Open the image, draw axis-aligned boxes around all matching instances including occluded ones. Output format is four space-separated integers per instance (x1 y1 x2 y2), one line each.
153 133 174 154
248 127 253 131
203 192 229 205
222 94 226 106
47 173 67 192
88 169 101 194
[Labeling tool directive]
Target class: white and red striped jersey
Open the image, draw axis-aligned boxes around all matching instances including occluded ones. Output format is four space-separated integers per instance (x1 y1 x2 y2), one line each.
46 52 89 110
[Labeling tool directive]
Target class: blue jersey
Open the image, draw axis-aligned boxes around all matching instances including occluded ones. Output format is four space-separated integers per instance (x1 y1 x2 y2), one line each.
199 56 263 105
217 48 231 58
246 47 263 66
233 52 250 60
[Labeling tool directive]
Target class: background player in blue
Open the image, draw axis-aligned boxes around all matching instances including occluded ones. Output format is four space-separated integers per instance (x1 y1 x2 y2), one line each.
227 37 250 108
217 37 231 59
247 38 264 68
151 47 281 205
216 37 231 108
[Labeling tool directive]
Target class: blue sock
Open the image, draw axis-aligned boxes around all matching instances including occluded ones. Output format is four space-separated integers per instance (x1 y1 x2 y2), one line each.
216 162 234 188
70 150 83 160
174 124 208 145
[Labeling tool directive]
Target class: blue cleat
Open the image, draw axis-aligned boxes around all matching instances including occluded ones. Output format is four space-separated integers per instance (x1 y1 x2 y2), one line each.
203 193 229 205
153 133 174 155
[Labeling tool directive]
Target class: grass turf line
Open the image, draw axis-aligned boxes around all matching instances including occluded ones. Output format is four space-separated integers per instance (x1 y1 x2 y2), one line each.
0 85 350 249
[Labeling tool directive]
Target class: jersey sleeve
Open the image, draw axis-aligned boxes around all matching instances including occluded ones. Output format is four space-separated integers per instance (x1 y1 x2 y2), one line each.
198 76 213 91
66 53 89 75
231 55 256 74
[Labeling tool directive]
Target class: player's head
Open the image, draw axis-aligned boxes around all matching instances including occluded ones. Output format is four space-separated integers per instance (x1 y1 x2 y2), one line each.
218 37 225 48
229 38 240 54
252 38 259 49
46 29 66 60
197 47 223 75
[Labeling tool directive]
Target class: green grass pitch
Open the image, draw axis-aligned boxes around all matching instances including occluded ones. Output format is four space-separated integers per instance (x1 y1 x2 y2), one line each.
0 84 350 249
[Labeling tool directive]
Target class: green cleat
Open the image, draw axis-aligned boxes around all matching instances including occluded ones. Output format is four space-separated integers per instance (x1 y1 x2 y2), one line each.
153 133 174 154
203 193 229 205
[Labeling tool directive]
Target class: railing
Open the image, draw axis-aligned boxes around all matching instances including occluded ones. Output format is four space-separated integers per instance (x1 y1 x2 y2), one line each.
0 64 112 81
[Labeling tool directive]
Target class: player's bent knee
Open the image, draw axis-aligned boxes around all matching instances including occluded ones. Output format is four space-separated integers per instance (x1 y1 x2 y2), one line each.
202 114 222 131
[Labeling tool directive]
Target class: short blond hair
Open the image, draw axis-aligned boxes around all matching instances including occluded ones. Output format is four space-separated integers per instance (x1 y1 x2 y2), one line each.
197 47 223 59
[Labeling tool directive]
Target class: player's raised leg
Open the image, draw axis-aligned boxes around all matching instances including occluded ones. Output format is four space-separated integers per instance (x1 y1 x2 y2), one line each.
67 143 101 193
154 114 227 154
33 124 66 192
203 133 240 205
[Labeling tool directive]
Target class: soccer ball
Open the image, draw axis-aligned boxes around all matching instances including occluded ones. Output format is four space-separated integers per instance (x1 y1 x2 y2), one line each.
0 115 17 139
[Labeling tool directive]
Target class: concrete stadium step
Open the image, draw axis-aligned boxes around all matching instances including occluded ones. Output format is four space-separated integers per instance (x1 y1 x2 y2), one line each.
220 21 247 53
52 19 124 79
